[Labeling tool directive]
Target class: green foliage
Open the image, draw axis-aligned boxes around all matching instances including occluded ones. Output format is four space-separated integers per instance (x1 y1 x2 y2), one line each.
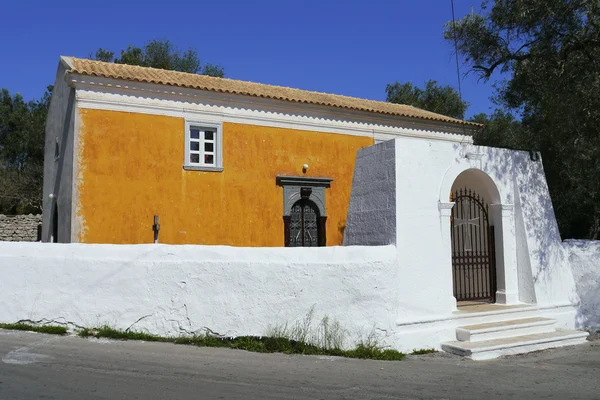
200 63 225 78
0 86 51 213
79 326 169 342
0 323 67 335
411 348 437 355
265 306 346 351
92 39 225 77
386 80 468 119
345 343 405 361
77 328 91 337
93 48 114 62
79 313 407 361
470 109 531 151
446 0 600 239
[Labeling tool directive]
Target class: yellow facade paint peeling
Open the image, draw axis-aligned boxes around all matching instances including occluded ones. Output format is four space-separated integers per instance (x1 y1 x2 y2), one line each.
76 109 373 246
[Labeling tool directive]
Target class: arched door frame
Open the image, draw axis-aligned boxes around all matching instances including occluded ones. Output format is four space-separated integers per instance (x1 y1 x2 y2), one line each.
439 165 519 309
276 175 332 247
286 198 322 247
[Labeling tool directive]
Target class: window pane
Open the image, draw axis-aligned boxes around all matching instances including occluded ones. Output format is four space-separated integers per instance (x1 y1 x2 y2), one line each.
190 129 200 139
205 142 214 152
204 130 214 140
190 153 200 163
190 141 200 151
204 154 214 165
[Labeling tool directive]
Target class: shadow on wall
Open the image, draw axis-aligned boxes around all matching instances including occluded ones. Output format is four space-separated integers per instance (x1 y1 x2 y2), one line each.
448 144 570 304
566 240 600 331
483 147 564 283
450 143 599 326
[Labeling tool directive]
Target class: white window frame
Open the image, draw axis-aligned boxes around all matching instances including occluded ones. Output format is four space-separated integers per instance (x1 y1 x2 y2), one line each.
183 121 223 172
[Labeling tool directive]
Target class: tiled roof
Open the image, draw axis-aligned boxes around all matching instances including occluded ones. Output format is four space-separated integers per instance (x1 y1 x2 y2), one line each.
65 57 480 128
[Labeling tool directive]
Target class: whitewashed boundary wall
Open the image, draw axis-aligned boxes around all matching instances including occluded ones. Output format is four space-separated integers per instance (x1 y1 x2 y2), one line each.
565 240 600 331
0 242 409 349
0 214 42 242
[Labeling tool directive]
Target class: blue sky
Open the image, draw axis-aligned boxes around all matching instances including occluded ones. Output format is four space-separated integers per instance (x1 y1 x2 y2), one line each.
1 0 496 118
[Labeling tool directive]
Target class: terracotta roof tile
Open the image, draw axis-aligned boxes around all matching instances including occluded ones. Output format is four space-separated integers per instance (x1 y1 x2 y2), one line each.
66 57 480 129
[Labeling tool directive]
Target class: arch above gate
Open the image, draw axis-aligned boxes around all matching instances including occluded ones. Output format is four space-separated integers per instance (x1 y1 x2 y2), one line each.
439 165 520 306
439 165 503 205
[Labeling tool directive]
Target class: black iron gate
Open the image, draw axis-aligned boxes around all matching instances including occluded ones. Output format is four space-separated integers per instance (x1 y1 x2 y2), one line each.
451 189 496 302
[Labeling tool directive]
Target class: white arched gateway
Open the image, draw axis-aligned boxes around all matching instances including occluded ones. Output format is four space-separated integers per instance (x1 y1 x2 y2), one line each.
439 167 520 309
344 137 586 358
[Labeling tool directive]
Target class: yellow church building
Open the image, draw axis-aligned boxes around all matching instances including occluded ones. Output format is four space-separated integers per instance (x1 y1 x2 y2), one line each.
42 57 479 246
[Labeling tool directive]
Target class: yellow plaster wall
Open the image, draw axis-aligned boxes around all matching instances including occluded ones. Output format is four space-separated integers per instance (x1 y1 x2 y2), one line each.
76 109 373 246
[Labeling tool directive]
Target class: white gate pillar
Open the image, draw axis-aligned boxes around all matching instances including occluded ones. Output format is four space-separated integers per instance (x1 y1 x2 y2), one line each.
439 201 457 311
491 204 519 304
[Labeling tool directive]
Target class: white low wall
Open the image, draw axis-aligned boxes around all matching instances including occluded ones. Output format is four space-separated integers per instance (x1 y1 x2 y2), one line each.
0 242 406 349
565 240 600 331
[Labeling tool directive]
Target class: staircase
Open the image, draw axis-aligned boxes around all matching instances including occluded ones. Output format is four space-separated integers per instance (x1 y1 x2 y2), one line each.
442 317 588 360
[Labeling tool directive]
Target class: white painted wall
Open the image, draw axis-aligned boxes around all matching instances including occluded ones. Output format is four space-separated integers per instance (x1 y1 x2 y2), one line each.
0 242 407 349
345 137 580 325
565 240 600 331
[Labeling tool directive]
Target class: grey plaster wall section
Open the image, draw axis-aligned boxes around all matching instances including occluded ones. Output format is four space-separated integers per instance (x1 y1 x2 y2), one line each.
0 214 42 242
42 59 76 242
343 140 396 246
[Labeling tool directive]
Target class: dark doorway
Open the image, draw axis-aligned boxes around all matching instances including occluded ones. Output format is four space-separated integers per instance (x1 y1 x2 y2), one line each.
284 199 324 247
451 188 497 302
51 204 58 243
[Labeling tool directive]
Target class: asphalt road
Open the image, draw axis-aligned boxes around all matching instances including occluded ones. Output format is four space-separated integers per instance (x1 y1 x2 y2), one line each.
0 330 598 400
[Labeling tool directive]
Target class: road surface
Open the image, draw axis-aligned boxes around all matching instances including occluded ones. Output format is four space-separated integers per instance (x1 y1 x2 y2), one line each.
0 330 598 399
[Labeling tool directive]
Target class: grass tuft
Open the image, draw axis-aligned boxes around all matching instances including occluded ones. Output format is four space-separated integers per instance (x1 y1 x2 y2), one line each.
345 343 406 360
0 323 67 335
75 310 411 362
78 325 170 342
411 348 438 355
78 326 405 360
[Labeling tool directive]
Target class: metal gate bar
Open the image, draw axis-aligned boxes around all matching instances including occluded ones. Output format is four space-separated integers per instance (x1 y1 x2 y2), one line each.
451 189 496 302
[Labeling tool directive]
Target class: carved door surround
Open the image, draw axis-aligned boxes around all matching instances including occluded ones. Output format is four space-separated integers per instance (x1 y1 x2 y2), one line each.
276 176 332 247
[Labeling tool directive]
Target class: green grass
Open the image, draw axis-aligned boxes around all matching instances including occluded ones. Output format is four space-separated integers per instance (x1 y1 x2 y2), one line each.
79 325 406 361
410 348 438 355
0 323 67 335
77 309 408 361
0 316 409 362
78 326 169 342
345 343 406 360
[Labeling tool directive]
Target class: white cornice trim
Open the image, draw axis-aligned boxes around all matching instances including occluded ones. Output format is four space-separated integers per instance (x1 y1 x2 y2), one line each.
68 74 475 144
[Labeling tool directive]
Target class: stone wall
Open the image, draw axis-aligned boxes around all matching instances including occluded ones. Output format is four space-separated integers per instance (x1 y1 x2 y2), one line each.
0 214 42 242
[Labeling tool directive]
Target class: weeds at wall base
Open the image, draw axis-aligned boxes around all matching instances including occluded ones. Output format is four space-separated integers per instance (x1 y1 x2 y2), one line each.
78 325 406 361
410 348 437 355
0 323 67 335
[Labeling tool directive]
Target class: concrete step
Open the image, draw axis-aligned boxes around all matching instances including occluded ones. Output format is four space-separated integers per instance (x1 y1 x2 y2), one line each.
456 317 557 342
442 329 589 361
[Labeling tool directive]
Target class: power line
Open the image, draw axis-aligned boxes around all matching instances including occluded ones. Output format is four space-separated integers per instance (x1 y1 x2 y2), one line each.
450 0 468 136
